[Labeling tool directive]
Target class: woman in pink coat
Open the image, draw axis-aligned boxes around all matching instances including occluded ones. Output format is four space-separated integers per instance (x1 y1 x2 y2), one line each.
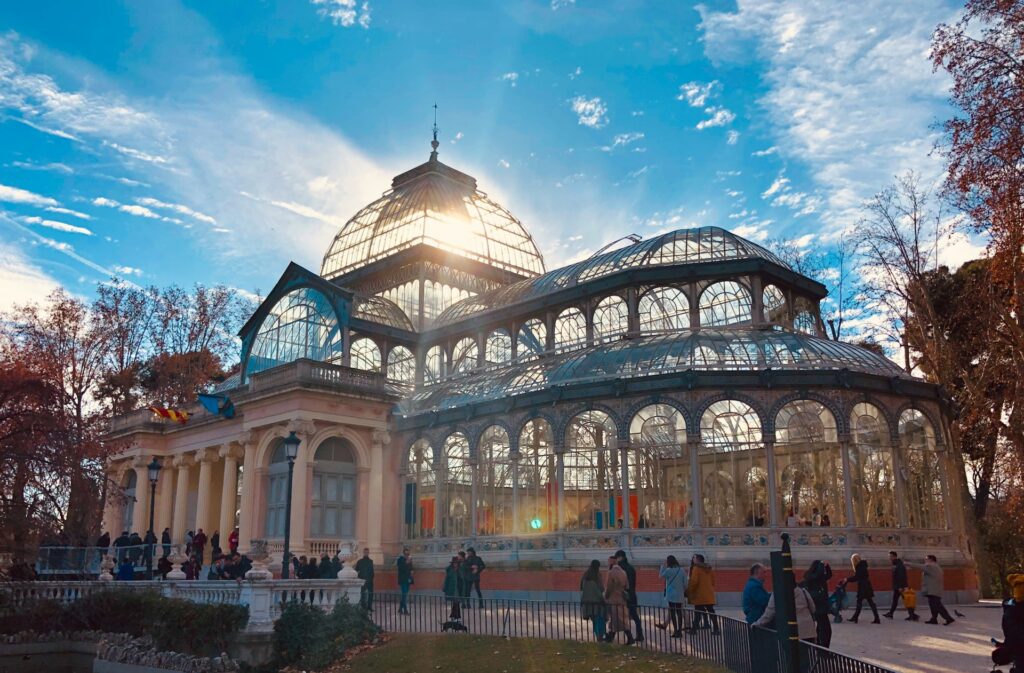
603 555 635 645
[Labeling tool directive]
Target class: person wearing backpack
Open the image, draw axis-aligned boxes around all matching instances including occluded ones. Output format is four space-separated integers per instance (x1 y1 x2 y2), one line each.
654 555 688 637
755 581 819 644
803 560 833 647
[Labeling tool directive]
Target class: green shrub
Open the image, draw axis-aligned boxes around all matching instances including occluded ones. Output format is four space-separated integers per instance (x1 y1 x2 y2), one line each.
270 597 378 671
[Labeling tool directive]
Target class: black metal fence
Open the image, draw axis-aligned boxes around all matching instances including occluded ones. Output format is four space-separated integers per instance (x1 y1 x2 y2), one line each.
368 592 895 673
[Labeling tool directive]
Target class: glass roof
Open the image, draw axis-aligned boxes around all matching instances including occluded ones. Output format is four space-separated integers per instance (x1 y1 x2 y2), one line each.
320 155 545 280
435 227 792 325
400 329 908 414
352 294 414 331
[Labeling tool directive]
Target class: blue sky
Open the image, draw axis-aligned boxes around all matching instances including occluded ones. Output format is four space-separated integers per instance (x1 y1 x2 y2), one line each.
0 0 980 314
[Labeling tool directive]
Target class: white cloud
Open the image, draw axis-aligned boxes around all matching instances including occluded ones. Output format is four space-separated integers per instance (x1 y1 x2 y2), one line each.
500 72 519 87
696 106 736 130
21 215 92 236
45 206 91 220
0 182 58 207
938 231 987 269
112 264 142 276
102 141 171 165
92 196 183 224
310 0 371 28
551 0 575 9
677 80 720 107
450 131 464 144
135 197 217 225
569 96 608 129
11 160 74 174
569 67 582 80
601 131 645 152
752 146 778 157
498 159 511 169
727 130 740 145
730 222 771 242
762 174 791 198
0 240 60 312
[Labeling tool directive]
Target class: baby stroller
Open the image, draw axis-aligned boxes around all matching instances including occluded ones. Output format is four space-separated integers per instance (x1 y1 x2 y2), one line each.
829 579 849 623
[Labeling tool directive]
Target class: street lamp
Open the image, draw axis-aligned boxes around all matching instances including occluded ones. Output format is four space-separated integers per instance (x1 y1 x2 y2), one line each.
280 431 301 580
146 457 161 580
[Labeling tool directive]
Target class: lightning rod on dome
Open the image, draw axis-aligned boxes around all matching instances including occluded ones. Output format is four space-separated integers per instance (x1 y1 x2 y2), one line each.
430 102 440 160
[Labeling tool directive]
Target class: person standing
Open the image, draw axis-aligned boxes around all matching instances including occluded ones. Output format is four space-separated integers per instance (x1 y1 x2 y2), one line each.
192 529 208 565
211 530 221 556
742 563 771 625
803 560 833 647
355 547 375 610
444 556 462 621
685 553 719 634
580 559 607 642
463 547 486 608
846 553 880 624
228 527 239 554
142 529 157 569
160 528 171 559
396 547 414 615
919 555 955 625
999 574 1024 672
113 530 130 563
604 555 634 645
884 551 916 620
614 549 645 642
754 582 819 643
655 555 688 637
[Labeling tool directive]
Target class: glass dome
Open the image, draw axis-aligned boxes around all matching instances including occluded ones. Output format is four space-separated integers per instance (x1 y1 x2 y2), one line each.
320 154 545 280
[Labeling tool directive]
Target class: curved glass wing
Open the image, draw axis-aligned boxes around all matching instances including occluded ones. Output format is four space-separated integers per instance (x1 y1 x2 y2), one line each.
247 287 342 377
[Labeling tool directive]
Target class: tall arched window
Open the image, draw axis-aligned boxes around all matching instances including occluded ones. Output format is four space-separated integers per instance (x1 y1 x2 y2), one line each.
593 295 628 343
350 337 381 371
485 329 512 367
699 281 753 327
564 410 620 530
405 439 436 539
774 400 845 527
518 419 556 532
311 437 357 539
121 470 137 534
555 308 587 352
442 433 472 537
763 284 786 323
850 402 896 527
638 287 690 332
424 345 444 384
630 404 689 529
517 318 547 361
793 297 817 335
247 287 342 377
451 337 479 375
387 345 415 384
265 438 289 538
699 400 765 527
477 426 513 535
899 409 946 529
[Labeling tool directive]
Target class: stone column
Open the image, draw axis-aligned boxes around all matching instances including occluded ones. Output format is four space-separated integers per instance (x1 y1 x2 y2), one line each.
368 430 388 560
555 448 565 530
218 443 243 548
171 454 194 544
194 448 218 558
130 456 150 534
155 463 176 534
236 432 257 553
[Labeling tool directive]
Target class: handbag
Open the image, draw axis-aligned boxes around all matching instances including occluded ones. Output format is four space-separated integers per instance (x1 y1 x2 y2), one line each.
902 588 917 609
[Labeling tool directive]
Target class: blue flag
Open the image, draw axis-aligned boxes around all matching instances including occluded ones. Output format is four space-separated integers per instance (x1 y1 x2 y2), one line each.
198 393 235 419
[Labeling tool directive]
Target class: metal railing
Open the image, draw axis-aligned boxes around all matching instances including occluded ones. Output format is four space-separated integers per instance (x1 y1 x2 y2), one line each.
33 544 175 577
367 592 895 673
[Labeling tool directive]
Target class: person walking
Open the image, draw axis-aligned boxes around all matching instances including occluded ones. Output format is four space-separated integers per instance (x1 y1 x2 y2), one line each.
685 553 719 634
919 555 955 625
997 574 1024 672
803 560 833 647
463 547 486 608
397 547 414 615
580 559 607 642
754 582 819 643
654 555 688 637
614 549 645 642
355 547 375 610
884 551 916 620
604 555 634 645
846 553 880 624
742 563 771 625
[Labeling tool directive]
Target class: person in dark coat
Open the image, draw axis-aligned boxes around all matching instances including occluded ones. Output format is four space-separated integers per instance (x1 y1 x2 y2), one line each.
127 532 143 564
192 529 208 565
211 530 221 556
161 528 171 558
580 559 607 641
846 553 880 623
396 547 414 615
96 531 110 564
156 555 172 579
306 556 319 579
614 549 645 642
354 547 375 610
462 547 486 608
116 557 134 581
443 556 462 621
142 529 157 568
996 574 1024 672
113 530 130 562
884 551 917 620
803 560 833 647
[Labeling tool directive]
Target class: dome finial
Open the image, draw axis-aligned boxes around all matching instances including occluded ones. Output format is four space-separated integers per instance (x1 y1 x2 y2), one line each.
430 102 440 160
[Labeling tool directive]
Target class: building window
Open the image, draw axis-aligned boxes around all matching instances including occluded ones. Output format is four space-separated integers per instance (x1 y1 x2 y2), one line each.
405 439 436 539
699 281 753 327
248 287 342 377
350 337 381 371
555 307 587 352
638 287 690 332
485 329 512 367
564 410 621 531
477 426 513 535
517 319 547 361
265 439 288 538
424 345 444 384
629 404 689 529
899 409 946 529
793 298 817 335
451 337 479 376
699 399 765 527
387 345 415 384
763 284 786 323
518 419 556 533
850 402 897 527
442 433 472 537
121 470 137 533
774 400 845 527
593 295 628 343
311 438 357 539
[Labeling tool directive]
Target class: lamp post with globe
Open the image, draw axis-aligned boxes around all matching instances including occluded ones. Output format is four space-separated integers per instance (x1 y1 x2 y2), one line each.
146 457 161 580
280 431 300 579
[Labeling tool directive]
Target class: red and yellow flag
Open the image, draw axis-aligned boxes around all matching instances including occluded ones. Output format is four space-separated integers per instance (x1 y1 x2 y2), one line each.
148 406 190 424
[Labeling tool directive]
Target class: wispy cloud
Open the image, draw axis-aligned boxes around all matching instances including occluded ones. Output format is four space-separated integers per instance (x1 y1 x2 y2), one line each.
727 130 740 145
696 107 735 130
21 215 92 236
498 159 511 169
112 264 142 276
677 81 720 107
45 206 92 220
135 197 216 225
569 95 608 129
310 0 371 28
569 66 582 80
551 0 575 9
0 182 59 207
11 160 74 174
0 238 61 312
751 146 778 157
601 131 645 152
92 196 184 225
500 72 519 87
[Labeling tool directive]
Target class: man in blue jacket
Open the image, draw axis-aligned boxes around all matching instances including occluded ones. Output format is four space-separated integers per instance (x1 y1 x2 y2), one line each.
743 563 771 624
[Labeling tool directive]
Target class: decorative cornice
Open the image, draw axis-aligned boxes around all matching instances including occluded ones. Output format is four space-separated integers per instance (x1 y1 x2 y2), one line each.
194 447 219 463
219 443 244 461
172 454 194 470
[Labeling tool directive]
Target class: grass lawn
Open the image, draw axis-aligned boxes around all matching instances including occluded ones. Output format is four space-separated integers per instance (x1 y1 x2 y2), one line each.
337 633 729 673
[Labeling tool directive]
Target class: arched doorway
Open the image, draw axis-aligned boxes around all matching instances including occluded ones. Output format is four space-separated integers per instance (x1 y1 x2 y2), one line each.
311 437 358 539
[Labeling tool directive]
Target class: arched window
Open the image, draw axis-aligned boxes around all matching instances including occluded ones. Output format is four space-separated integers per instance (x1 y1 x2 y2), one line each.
564 410 620 530
477 426 513 535
555 307 587 352
774 400 845 527
485 329 512 367
763 284 786 323
593 295 628 343
699 281 753 327
517 318 547 362
248 287 342 377
405 439 436 539
442 433 472 537
699 400 765 527
265 438 289 538
638 287 690 332
386 345 415 384
424 345 444 384
899 409 946 529
793 297 817 335
630 404 690 529
121 470 137 534
850 403 896 527
518 419 556 532
311 437 357 539
451 337 479 376
350 337 381 371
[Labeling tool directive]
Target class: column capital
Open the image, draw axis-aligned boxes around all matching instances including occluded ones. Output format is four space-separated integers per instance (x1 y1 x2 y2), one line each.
172 454 194 470
195 447 219 464
131 454 152 469
372 429 391 446
219 443 244 461
285 418 317 438
236 430 255 447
